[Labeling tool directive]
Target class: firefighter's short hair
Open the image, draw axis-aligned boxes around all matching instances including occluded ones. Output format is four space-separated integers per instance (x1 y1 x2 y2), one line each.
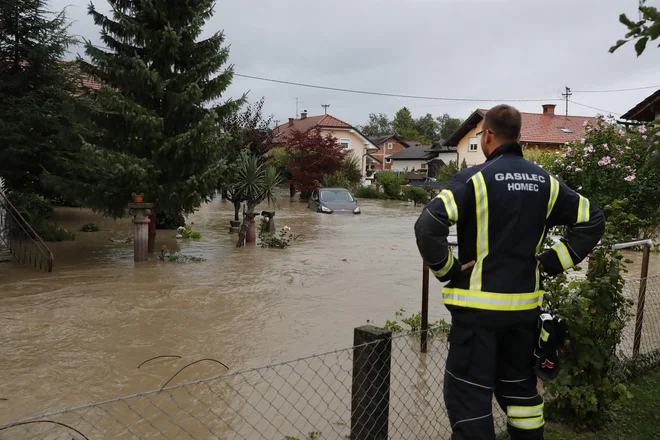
483 104 522 142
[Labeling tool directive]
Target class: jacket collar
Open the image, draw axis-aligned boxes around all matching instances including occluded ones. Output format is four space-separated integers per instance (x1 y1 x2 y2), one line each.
486 142 523 161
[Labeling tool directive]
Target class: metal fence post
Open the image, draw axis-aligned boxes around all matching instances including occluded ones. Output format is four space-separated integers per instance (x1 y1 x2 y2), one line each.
351 325 392 440
633 244 651 356
421 264 430 353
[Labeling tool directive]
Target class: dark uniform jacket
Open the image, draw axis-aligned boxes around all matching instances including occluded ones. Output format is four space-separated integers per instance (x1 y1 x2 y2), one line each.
414 142 605 327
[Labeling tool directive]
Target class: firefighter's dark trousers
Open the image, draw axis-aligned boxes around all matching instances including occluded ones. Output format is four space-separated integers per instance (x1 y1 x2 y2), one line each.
444 320 544 440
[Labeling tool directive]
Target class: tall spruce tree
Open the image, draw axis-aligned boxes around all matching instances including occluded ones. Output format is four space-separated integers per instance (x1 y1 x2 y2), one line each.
0 0 86 196
54 0 242 225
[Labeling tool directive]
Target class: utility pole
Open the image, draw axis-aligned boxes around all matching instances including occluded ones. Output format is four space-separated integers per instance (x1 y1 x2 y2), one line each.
322 104 330 115
562 86 572 120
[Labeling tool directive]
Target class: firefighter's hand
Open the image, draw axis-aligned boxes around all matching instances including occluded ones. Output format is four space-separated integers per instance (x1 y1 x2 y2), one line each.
461 260 476 271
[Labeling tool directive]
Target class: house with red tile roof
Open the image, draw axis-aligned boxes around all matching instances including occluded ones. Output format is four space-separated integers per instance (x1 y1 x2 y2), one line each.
442 104 597 166
621 88 660 122
272 111 379 181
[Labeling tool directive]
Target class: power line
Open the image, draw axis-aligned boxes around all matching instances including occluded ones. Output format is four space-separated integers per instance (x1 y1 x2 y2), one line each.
570 101 622 116
234 73 562 103
572 84 660 93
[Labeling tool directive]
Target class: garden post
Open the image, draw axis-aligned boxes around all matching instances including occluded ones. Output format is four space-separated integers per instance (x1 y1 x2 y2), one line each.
633 244 651 356
421 263 429 353
128 203 155 262
351 325 391 440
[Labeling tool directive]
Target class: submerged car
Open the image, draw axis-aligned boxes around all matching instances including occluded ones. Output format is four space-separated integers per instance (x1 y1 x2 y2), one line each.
308 187 361 214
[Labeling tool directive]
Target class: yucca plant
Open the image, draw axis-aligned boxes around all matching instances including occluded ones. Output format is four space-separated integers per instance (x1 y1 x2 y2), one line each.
231 151 281 247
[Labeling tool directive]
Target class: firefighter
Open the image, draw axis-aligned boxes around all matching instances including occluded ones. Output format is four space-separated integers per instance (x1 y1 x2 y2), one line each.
414 104 605 440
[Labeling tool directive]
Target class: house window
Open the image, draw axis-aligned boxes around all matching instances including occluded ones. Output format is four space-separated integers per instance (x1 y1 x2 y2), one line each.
339 138 351 149
469 137 479 152
387 143 393 150
385 157 392 164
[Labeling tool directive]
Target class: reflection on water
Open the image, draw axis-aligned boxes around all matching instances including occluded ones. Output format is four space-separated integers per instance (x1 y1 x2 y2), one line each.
0 195 658 425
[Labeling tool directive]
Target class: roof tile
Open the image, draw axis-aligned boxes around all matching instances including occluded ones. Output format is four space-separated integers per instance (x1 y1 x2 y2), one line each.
273 114 353 142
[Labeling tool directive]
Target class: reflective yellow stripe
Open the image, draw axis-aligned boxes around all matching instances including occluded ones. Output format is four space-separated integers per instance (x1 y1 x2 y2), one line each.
577 194 591 224
508 415 544 430
436 189 458 223
541 327 550 342
552 241 574 270
547 176 559 218
470 173 489 291
507 404 544 418
431 252 454 278
442 288 543 311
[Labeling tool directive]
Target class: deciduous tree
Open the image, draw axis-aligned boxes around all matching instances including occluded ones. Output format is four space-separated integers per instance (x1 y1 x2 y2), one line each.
358 113 393 137
286 129 347 198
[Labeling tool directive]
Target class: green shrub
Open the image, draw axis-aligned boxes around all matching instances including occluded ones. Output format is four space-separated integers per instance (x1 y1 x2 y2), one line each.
80 223 100 232
402 186 430 205
9 192 54 220
33 222 75 242
383 308 451 338
342 156 363 186
157 246 206 263
321 172 352 189
354 186 382 199
542 199 637 429
376 171 404 199
545 116 660 237
437 159 469 183
156 210 186 230
175 224 201 239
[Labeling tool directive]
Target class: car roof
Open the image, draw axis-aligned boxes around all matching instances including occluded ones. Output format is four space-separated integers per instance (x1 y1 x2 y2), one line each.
319 187 351 191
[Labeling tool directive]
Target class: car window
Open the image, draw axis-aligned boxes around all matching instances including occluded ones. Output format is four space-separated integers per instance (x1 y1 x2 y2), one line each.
320 189 354 203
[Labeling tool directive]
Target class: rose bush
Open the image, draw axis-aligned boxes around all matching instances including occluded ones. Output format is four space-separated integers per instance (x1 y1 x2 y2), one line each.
530 115 660 238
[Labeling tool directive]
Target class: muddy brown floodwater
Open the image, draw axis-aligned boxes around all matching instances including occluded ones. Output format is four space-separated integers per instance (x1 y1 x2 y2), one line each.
1 195 658 428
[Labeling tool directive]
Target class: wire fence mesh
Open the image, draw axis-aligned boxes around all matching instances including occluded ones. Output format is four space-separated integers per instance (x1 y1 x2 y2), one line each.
619 275 660 370
1 275 658 440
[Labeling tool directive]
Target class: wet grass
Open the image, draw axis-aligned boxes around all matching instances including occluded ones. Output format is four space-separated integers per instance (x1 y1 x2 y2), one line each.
501 368 660 440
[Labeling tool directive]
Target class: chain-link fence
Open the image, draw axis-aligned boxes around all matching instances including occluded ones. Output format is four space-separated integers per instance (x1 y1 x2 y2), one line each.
619 275 660 370
1 275 659 440
0 326 506 440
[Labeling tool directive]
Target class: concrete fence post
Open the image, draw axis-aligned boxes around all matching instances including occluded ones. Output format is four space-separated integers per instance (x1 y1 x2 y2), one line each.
351 325 392 440
128 203 155 262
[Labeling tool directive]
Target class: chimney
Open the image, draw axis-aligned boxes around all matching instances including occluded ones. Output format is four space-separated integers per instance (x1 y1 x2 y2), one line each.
288 118 295 127
542 104 556 116
301 110 308 120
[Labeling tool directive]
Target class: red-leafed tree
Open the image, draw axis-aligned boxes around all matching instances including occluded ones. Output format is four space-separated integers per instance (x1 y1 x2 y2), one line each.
286 129 348 198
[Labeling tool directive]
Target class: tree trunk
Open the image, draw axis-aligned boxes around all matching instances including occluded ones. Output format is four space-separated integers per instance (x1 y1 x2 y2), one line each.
221 188 228 200
233 199 241 222
148 209 156 253
289 184 295 198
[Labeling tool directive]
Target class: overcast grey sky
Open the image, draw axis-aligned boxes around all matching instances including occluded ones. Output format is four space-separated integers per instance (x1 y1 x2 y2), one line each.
55 0 660 126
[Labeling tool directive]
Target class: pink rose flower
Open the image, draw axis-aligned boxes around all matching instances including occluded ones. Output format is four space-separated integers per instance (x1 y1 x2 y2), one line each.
639 125 646 134
643 135 648 141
